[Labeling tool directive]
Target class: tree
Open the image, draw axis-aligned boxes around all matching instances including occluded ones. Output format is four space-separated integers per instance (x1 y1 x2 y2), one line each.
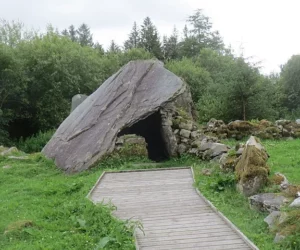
0 43 27 142
93 42 105 55
166 58 213 103
140 17 162 59
108 40 121 53
77 23 93 46
124 22 140 50
178 9 224 58
0 19 36 47
162 27 179 60
14 33 106 134
280 55 300 114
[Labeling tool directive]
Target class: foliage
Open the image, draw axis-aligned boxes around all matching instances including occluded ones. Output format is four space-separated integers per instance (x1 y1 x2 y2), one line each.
124 22 140 50
166 57 213 102
280 55 300 113
0 13 299 142
18 130 54 153
139 17 162 60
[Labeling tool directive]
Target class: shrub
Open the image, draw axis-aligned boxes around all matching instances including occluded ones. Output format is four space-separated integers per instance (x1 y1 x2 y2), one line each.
18 130 54 153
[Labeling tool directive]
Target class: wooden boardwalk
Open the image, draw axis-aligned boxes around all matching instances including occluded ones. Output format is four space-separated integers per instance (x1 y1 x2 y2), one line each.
88 168 258 250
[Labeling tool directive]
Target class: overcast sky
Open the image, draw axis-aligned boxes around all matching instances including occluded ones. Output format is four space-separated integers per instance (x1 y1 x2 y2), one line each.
1 0 299 74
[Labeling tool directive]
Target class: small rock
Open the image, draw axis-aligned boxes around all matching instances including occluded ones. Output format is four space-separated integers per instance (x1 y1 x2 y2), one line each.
179 121 193 131
179 129 191 139
180 138 189 143
199 141 213 151
2 165 12 169
177 144 188 155
174 129 179 135
0 145 6 153
278 212 288 224
274 232 286 243
188 148 199 156
190 130 201 139
289 197 300 208
8 156 29 160
201 168 212 176
1 147 18 156
274 172 289 189
236 147 244 156
249 193 290 212
264 211 281 229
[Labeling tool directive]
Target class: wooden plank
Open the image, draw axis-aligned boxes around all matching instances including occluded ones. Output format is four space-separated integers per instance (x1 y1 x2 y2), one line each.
88 168 258 250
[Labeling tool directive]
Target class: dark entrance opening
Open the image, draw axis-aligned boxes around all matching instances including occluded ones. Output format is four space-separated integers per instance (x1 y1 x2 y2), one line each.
118 111 169 161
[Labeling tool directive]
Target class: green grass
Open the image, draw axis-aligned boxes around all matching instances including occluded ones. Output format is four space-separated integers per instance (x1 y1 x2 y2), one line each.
1 139 300 249
193 163 279 250
264 139 300 183
0 154 136 250
222 138 300 183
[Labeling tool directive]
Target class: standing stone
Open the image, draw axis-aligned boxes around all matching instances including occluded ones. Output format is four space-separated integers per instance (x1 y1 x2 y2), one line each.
236 136 270 196
71 94 88 113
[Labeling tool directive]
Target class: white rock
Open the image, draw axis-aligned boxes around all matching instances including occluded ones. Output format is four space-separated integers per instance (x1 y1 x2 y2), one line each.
289 197 300 208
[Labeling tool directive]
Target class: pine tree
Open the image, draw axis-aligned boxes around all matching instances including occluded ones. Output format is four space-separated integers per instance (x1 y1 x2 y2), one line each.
68 25 77 42
140 17 162 59
124 22 140 50
77 23 93 46
108 40 121 53
162 28 179 61
93 42 105 55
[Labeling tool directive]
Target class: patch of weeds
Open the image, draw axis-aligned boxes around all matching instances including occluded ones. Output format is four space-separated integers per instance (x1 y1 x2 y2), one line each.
18 130 54 153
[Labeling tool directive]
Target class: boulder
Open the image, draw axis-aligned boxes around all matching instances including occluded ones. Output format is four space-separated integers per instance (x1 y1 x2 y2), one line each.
249 193 289 212
236 136 270 196
43 60 193 172
204 143 228 159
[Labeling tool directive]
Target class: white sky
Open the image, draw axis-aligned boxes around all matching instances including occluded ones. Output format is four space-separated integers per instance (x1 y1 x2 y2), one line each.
1 0 299 74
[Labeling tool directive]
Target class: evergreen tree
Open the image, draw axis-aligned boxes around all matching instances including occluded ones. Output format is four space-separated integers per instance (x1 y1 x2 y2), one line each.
77 23 93 46
179 9 224 57
280 55 300 113
68 25 77 42
108 40 121 53
124 22 140 50
140 17 162 59
93 42 105 55
162 27 179 60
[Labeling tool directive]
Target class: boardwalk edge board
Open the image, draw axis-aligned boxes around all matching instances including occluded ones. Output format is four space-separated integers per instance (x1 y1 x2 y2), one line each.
190 167 259 250
87 167 259 250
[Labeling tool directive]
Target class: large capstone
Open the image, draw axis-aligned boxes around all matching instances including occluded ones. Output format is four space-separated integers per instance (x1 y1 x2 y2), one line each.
42 60 194 173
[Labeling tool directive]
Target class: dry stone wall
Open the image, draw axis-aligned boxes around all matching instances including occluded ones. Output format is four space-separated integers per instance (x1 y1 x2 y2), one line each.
204 118 300 140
